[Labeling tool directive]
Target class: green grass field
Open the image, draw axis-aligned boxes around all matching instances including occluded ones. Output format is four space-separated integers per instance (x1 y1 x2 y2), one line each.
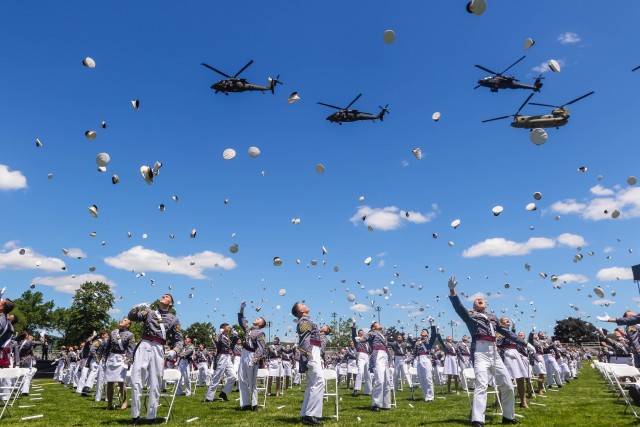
2 363 637 426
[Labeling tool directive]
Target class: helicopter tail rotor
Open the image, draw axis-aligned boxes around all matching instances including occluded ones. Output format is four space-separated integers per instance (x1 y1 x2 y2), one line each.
533 74 544 92
268 75 283 94
378 105 390 121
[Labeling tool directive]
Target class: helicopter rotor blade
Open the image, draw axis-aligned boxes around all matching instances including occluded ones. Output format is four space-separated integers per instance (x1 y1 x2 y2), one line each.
632 65 640 72
345 93 362 110
317 102 343 110
482 115 511 123
499 55 526 76
562 91 595 107
529 102 558 108
201 63 231 78
474 84 482 89
514 93 535 116
475 64 500 75
233 60 254 78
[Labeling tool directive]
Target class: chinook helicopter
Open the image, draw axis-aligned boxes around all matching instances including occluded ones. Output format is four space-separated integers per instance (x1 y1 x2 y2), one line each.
475 55 543 92
317 94 388 124
201 60 281 95
482 91 595 129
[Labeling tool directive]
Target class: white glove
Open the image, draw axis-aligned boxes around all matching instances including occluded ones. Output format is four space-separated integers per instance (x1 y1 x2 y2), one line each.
596 312 611 322
448 276 458 290
532 325 536 332
232 330 238 337
240 301 247 309
428 316 435 325
219 328 225 333
0 287 6 296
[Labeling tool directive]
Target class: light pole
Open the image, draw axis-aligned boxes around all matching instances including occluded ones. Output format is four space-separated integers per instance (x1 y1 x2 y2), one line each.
448 320 456 340
267 321 272 343
375 306 383 324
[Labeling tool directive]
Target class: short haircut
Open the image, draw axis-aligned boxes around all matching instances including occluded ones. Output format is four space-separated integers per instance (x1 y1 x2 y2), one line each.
258 317 266 328
220 323 229 329
291 302 302 317
3 298 14 314
9 314 18 325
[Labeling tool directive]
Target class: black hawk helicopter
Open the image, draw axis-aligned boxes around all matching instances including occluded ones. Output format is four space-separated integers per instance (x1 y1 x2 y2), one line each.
317 94 388 124
201 60 281 95
482 91 595 129
475 55 543 92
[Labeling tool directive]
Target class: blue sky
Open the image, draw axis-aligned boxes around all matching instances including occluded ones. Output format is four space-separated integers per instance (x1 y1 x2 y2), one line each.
1 1 640 342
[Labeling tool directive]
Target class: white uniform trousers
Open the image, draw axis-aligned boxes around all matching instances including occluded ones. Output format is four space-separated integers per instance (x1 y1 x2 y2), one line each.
543 354 563 387
197 362 208 386
416 354 435 401
300 346 324 418
233 355 240 377
371 351 392 409
54 360 65 381
95 362 106 401
176 359 191 396
82 360 100 392
131 340 165 420
559 359 572 381
205 354 236 400
238 349 258 407
354 352 372 394
472 341 516 424
63 362 76 386
393 356 412 390
76 364 89 393
20 367 34 394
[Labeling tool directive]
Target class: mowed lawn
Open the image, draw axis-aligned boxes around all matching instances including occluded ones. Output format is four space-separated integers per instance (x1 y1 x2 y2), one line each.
2 363 637 426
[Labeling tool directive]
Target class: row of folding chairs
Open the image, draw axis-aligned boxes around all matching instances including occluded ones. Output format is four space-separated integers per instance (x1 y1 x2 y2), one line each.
0 367 37 420
593 361 640 418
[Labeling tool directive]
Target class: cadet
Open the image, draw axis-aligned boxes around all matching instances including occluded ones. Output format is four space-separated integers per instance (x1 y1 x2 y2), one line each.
448 276 524 427
292 302 324 426
350 326 372 397
599 310 640 368
390 334 412 392
176 336 195 396
408 320 439 401
267 336 284 396
361 321 392 411
128 294 183 425
195 343 210 387
105 318 135 410
205 323 238 402
93 330 110 401
237 301 266 411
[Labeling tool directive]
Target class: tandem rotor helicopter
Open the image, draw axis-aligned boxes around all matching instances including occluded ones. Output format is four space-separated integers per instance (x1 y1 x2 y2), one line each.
475 55 543 93
201 60 282 95
482 91 595 129
317 94 388 124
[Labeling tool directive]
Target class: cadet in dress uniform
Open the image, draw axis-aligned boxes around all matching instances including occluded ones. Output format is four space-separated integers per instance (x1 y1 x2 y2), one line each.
237 301 266 411
195 343 210 387
457 335 472 391
538 332 563 388
390 334 412 392
176 336 195 396
94 330 111 401
345 342 358 390
448 276 524 427
205 323 238 402
62 347 77 386
54 345 67 383
528 330 547 394
76 333 98 394
267 336 284 396
81 332 108 396
282 344 294 390
438 334 461 394
292 302 324 426
408 321 439 401
351 326 372 397
14 331 43 396
128 293 183 425
600 310 640 367
362 321 392 411
105 318 135 410
497 318 530 409
233 339 243 379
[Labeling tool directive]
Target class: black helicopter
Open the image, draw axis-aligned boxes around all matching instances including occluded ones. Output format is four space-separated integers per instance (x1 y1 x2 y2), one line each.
201 60 281 95
475 55 543 92
482 91 595 129
317 94 388 124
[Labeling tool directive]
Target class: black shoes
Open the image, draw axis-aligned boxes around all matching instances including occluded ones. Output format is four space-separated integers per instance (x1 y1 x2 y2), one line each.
629 386 640 406
471 422 485 427
302 416 323 426
371 406 381 412
130 417 140 426
219 392 229 401
20 393 29 397
240 405 252 411
352 390 359 397
204 399 213 403
251 405 258 411
502 417 521 425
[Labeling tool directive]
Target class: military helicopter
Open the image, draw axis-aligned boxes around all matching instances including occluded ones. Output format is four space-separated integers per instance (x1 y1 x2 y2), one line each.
201 60 281 95
482 91 595 129
317 94 388 124
475 55 543 92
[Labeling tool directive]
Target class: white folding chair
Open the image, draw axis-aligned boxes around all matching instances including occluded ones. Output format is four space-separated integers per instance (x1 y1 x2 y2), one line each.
0 368 21 419
256 369 269 408
10 368 32 407
409 367 420 401
463 367 503 419
142 369 181 424
322 369 339 420
189 369 199 395
610 364 640 417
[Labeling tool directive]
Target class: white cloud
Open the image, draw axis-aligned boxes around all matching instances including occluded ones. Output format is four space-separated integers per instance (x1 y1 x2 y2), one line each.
0 164 27 191
368 289 384 296
556 233 587 248
350 205 436 231
532 59 565 74
596 267 633 281
32 274 116 294
401 160 409 167
557 32 581 44
104 246 236 279
2 241 19 250
604 247 614 253
592 299 616 306
377 260 385 268
0 247 65 272
550 187 640 221
349 303 371 313
462 237 555 258
109 308 122 314
556 274 588 284
64 248 87 259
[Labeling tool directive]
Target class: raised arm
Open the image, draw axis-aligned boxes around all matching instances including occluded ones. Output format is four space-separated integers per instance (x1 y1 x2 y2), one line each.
238 301 249 334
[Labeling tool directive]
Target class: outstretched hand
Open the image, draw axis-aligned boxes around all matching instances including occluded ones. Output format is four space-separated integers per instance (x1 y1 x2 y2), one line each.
596 312 611 322
448 276 458 290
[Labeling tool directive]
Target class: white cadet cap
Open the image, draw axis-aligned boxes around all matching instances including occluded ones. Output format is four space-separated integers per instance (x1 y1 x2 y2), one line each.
524 38 535 50
451 219 461 229
526 203 537 211
273 257 283 266
288 92 300 103
140 165 154 185
347 294 356 302
96 153 110 168
83 57 96 68
364 256 372 265
549 60 561 72
131 100 140 110
223 148 236 160
432 112 441 122
315 164 325 174
248 147 260 158
533 192 542 200
530 128 547 145
466 0 486 15
412 148 422 160
628 176 637 185
112 175 119 184
593 287 605 298
278 288 286 296
85 130 97 140
492 206 504 216
88 205 98 218
230 244 239 254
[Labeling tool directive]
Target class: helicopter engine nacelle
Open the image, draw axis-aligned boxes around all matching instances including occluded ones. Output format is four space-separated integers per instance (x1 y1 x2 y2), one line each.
552 107 569 118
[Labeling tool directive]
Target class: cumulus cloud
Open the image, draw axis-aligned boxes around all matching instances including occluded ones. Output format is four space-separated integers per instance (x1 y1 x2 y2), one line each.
350 205 436 231
104 246 236 279
63 248 87 259
349 303 371 312
596 267 633 281
0 164 27 191
32 274 116 294
557 32 581 44
532 59 565 74
0 246 65 272
592 299 616 306
465 291 504 302
556 274 588 284
368 289 384 296
550 186 640 221
462 233 587 258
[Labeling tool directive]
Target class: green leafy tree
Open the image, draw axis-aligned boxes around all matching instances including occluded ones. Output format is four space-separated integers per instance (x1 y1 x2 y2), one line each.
327 317 353 349
61 281 115 345
553 317 598 344
184 322 217 346
13 290 55 332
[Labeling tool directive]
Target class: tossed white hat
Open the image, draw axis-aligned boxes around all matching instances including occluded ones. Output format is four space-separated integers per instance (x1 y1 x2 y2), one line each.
96 152 110 168
628 176 637 185
359 196 365 202
230 244 239 254
223 148 236 160
273 256 283 266
578 166 587 173
88 205 98 218
83 57 96 68
432 112 441 122
140 165 154 184
364 256 372 265
593 287 605 298
47 173 54 179
523 38 535 50
412 148 422 160
85 130 97 140
101 121 106 129
248 146 261 158
315 164 325 174
322 246 328 255
278 288 286 296
492 205 504 216
611 210 620 219
383 29 396 44
466 0 486 15
190 229 197 238
533 192 542 200
549 59 561 72
347 294 356 302
131 99 140 110
111 175 119 184
36 138 43 147
526 202 537 211
451 219 461 229
530 128 547 145
288 92 300 103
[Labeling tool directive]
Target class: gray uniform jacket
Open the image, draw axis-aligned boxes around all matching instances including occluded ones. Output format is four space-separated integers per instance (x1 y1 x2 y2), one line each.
128 307 184 350
106 329 136 363
351 327 370 355
297 315 320 373
238 312 265 364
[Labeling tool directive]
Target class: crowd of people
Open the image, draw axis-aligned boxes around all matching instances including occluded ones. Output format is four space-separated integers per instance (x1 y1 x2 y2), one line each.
0 280 594 426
